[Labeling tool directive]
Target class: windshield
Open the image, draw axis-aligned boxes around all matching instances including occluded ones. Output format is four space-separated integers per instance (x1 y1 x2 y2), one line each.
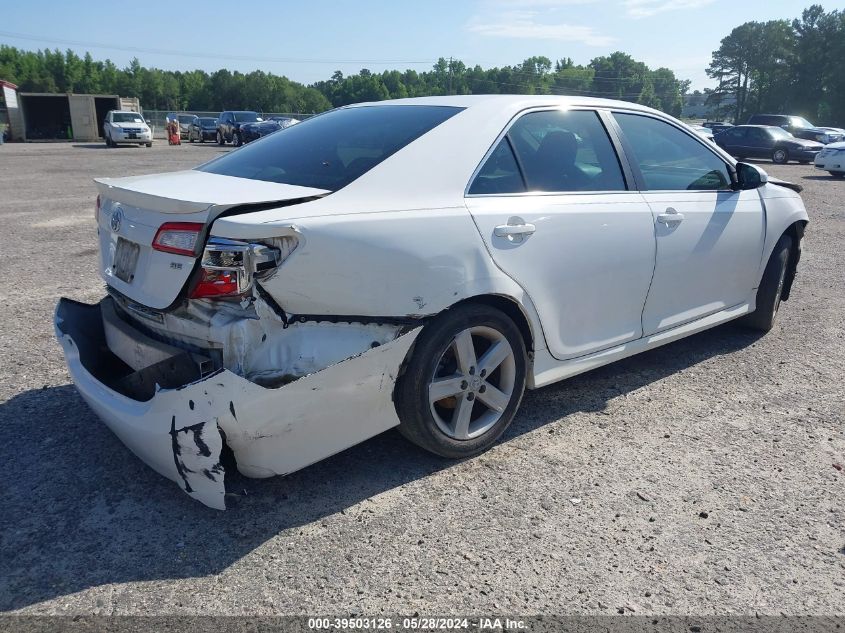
198 105 463 192
790 116 814 129
233 112 261 122
199 118 217 126
112 112 144 123
768 127 793 140
178 115 195 124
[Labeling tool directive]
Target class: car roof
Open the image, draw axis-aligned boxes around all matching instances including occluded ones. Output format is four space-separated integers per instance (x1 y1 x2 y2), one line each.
344 94 665 115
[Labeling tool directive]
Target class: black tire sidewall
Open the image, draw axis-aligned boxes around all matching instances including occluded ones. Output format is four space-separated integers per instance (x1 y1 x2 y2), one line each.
396 304 527 459
746 234 792 331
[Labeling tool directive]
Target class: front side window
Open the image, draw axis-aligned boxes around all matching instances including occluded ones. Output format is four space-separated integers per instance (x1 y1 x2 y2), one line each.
198 105 463 191
613 113 731 191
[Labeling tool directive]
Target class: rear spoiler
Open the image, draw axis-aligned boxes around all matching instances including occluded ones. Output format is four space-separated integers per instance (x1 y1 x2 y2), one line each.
767 177 803 194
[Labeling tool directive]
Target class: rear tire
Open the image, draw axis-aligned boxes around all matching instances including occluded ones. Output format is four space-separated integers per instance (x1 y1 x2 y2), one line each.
741 234 792 332
829 171 845 178
217 131 224 146
395 303 527 459
145 142 152 147
772 148 789 164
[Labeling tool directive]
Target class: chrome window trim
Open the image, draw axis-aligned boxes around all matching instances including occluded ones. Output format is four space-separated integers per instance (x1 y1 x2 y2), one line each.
464 105 633 199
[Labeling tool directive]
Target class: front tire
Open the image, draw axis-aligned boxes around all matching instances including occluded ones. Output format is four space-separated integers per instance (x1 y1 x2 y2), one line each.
742 234 792 332
772 148 789 164
232 131 242 147
217 131 224 146
395 303 527 459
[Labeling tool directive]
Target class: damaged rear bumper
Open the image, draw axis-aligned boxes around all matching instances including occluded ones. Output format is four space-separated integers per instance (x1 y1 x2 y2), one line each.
54 298 420 509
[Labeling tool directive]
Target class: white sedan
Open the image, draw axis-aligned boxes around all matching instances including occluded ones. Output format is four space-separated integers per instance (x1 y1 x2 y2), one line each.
690 124 715 143
103 110 153 147
56 96 809 508
813 141 845 177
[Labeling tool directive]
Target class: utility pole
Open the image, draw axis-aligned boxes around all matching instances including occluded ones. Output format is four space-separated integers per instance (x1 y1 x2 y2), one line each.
448 56 453 95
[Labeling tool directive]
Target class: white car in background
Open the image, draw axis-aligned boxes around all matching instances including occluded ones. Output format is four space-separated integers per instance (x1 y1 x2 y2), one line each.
813 141 845 177
690 124 716 143
103 110 153 147
56 96 809 509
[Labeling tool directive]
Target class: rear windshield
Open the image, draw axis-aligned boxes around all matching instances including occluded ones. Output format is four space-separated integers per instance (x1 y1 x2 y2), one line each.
197 105 463 191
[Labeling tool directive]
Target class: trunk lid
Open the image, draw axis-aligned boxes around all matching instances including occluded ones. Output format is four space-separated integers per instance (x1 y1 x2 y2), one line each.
94 170 328 310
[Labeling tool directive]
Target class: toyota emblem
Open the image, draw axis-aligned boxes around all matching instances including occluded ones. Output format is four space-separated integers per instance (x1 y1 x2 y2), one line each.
110 207 123 233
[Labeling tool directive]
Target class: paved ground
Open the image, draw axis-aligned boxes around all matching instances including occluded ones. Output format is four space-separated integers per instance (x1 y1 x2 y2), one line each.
0 142 842 616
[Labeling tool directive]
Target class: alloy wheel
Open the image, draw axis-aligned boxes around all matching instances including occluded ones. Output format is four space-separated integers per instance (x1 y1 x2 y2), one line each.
428 326 516 440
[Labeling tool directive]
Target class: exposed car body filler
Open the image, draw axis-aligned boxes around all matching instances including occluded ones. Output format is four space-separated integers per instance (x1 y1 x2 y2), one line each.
55 297 421 509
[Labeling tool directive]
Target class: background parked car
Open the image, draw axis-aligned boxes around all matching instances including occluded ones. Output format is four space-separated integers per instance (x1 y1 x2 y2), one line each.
103 110 153 147
189 117 218 143
166 113 199 140
703 121 733 135
813 141 845 177
216 111 262 146
715 125 823 164
746 114 845 144
239 116 299 143
690 124 715 143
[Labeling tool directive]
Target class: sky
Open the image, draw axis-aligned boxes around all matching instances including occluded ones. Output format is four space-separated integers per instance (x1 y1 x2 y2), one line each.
2 1 841 91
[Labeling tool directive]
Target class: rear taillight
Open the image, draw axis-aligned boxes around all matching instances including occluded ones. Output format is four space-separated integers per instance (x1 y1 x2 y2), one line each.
152 222 204 256
95 195 101 223
190 238 289 299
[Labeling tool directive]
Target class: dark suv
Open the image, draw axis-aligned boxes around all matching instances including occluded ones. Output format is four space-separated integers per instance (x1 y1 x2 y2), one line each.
216 111 262 147
746 114 844 145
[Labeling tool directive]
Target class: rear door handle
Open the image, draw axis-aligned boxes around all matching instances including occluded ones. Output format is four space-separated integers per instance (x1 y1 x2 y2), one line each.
494 217 536 243
657 207 684 226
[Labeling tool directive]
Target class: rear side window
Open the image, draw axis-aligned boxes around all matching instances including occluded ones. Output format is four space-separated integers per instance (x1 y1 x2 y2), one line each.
468 139 525 195
613 113 731 191
507 110 626 192
199 105 463 192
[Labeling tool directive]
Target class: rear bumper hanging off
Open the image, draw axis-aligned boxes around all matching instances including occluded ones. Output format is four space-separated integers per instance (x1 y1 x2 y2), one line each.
54 298 420 509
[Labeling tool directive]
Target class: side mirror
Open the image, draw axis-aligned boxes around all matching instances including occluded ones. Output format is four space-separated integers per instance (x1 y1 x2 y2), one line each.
734 162 768 190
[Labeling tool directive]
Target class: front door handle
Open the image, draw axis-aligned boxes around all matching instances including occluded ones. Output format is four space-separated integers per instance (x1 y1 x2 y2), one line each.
494 217 536 243
657 207 684 226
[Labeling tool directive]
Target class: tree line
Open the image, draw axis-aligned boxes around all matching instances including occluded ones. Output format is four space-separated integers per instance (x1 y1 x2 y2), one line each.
705 4 844 125
0 46 686 117
1 4 841 123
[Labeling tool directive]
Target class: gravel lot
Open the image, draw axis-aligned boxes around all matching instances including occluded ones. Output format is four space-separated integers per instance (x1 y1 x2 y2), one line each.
0 142 843 616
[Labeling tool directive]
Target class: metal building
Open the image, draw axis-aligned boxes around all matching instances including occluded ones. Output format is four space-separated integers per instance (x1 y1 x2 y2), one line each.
10 90 141 141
